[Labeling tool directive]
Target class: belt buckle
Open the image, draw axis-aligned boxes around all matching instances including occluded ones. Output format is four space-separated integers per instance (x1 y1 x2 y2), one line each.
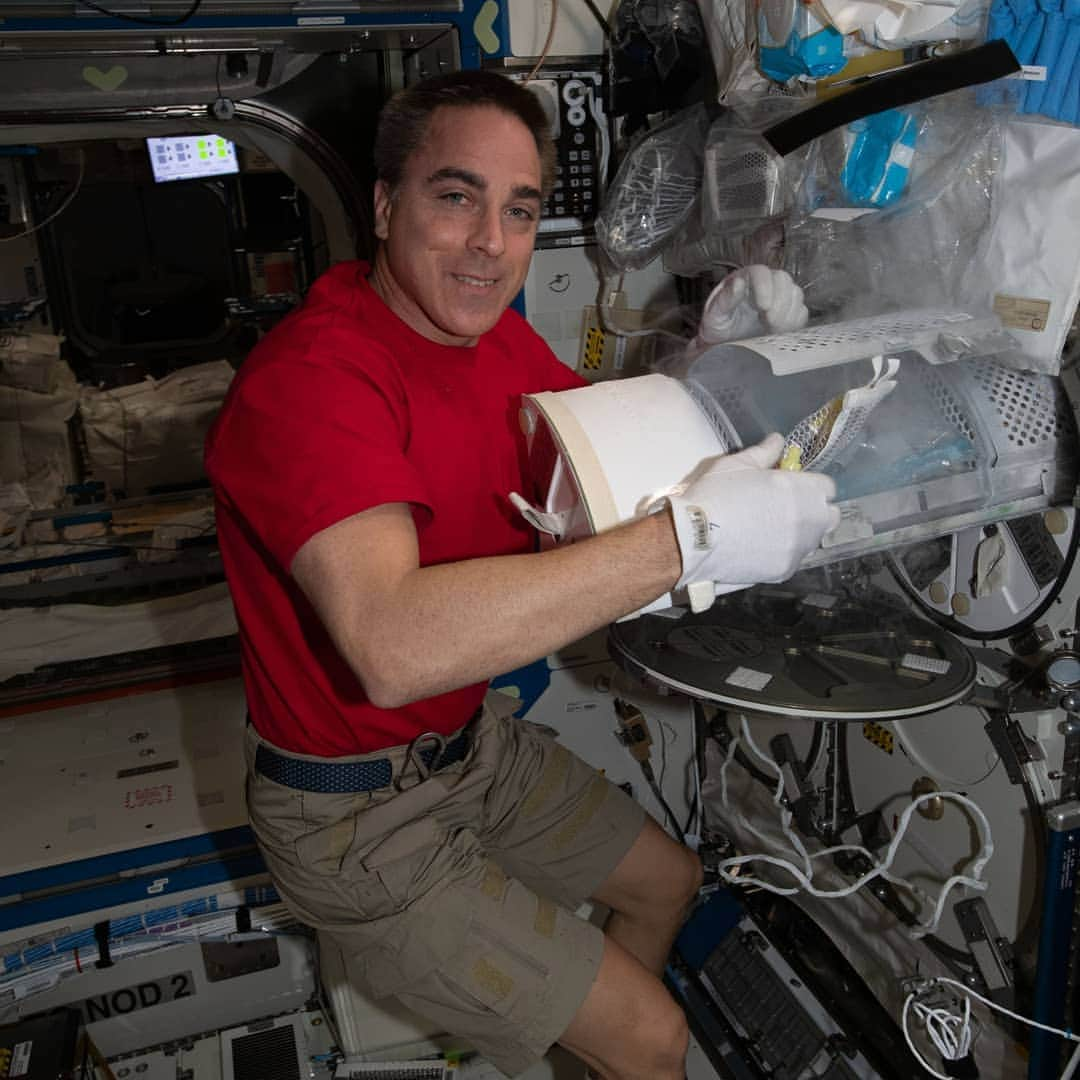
396 731 446 791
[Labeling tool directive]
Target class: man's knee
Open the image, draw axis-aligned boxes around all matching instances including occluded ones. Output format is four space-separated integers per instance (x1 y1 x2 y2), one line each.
621 993 689 1079
650 994 691 1072
657 844 704 918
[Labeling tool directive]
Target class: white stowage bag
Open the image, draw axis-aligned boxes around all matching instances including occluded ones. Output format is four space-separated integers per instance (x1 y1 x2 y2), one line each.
0 330 64 393
0 358 79 509
79 359 235 496
959 118 1080 375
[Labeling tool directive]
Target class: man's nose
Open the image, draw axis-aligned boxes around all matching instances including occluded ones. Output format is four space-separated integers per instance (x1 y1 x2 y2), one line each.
469 204 505 257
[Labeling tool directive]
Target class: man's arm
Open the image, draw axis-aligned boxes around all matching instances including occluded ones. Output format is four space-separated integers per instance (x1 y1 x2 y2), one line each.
291 502 680 709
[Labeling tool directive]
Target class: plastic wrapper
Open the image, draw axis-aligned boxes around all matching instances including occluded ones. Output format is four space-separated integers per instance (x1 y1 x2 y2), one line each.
754 0 848 82
595 103 710 272
780 356 899 472
662 93 809 278
615 0 708 80
755 353 985 503
783 91 1005 321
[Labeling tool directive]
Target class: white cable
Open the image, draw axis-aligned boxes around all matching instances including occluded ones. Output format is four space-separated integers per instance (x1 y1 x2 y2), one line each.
1062 1042 1080 1080
716 720 813 889
933 976 1080 1042
901 994 961 1079
716 719 994 936
0 151 85 244
597 280 691 343
912 995 972 1061
903 976 1080 1080
588 83 610 193
718 726 739 810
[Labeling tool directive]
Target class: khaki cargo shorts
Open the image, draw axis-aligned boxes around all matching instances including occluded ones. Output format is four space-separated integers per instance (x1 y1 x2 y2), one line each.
244 691 646 1077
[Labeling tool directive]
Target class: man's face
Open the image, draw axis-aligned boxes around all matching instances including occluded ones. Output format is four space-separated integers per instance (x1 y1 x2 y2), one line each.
371 104 543 347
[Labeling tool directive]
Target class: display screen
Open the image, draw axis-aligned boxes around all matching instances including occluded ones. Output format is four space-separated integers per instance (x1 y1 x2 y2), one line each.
147 134 239 183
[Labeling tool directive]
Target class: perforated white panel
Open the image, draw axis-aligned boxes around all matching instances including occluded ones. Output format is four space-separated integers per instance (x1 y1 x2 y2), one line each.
740 308 995 375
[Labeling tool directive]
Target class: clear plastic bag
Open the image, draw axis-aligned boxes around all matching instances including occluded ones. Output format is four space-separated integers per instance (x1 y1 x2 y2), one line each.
595 103 711 272
783 91 1004 320
662 93 809 278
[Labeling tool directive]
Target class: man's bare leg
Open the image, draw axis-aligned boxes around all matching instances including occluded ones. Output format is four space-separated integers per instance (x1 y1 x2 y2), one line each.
557 817 702 1078
593 816 703 975
558 935 689 1080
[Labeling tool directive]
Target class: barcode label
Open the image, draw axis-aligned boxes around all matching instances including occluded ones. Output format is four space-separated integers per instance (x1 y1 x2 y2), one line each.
901 653 950 675
687 506 710 550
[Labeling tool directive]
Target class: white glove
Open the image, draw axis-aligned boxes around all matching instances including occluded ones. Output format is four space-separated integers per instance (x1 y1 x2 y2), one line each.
651 433 841 612
696 266 808 345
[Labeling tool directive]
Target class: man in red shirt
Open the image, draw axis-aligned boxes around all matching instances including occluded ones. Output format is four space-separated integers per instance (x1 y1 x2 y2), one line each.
207 69 837 1079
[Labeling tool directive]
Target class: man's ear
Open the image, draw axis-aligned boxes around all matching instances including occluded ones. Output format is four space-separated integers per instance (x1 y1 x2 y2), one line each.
373 179 392 241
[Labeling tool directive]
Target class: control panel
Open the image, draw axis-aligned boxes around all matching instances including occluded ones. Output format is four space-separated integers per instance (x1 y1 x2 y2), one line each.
514 69 605 240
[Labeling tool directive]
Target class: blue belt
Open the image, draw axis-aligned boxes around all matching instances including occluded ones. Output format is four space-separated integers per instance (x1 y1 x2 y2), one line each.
254 729 471 794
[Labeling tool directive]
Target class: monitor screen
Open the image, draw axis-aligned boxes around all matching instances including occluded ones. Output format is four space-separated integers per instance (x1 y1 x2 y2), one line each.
147 134 239 183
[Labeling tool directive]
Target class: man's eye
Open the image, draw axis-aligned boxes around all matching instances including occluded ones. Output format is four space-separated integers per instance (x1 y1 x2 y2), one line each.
507 206 536 221
440 191 468 205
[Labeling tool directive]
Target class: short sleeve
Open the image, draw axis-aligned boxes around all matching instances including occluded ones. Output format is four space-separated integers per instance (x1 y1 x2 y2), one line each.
207 352 430 570
502 308 589 393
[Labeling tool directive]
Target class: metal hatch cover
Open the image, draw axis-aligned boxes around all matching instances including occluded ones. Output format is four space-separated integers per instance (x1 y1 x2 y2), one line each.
608 585 976 720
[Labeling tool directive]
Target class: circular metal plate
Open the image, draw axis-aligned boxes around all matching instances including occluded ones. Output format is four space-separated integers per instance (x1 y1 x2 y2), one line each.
890 509 1079 642
609 586 976 720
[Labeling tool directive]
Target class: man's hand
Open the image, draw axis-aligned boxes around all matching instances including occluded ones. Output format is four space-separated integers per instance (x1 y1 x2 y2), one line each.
697 266 808 345
651 433 840 612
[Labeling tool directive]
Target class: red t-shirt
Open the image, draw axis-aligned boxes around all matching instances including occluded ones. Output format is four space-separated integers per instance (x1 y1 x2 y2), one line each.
205 261 586 756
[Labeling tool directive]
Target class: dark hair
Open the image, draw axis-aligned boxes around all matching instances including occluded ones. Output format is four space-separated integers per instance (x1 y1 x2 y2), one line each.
374 69 556 197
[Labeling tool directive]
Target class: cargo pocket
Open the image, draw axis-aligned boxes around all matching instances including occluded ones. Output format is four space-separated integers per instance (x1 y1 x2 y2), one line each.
350 815 446 912
447 916 552 1023
293 815 357 876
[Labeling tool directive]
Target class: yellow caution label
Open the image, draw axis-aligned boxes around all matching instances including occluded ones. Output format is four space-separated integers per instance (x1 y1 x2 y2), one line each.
863 721 894 754
582 324 606 371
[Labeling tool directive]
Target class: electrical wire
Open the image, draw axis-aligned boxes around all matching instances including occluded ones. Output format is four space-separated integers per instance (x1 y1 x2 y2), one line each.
689 699 706 837
75 0 204 26
588 81 611 192
597 279 697 345
0 151 85 245
656 713 674 790
718 713 977 975
1064 1043 1080 1080
642 761 687 845
902 976 1080 1079
901 993 973 1079
522 0 559 85
716 716 994 937
581 0 613 39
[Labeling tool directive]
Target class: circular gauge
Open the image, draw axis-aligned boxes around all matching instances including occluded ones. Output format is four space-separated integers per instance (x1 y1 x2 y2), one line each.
609 585 976 720
1046 651 1080 692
